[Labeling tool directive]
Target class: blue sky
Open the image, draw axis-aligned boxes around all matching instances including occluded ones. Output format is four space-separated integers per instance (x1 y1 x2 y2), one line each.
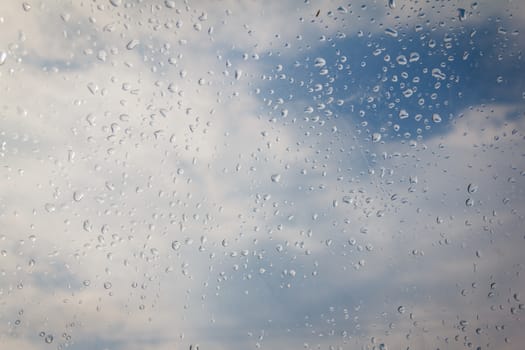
0 1 524 350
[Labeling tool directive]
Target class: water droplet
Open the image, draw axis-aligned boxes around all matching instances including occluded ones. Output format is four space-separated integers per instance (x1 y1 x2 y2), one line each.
235 69 242 80
431 68 446 80
45 334 54 344
399 109 409 119
73 191 84 202
409 52 420 62
109 0 121 7
388 0 395 9
165 0 175 9
271 174 281 183
465 198 474 207
83 220 92 232
432 113 442 123
372 133 382 142
126 40 140 50
314 57 326 68
22 3 31 12
103 282 112 289
87 82 98 95
0 51 7 65
172 240 181 250
458 8 467 21
402 89 413 97
467 184 478 194
384 28 398 38
397 305 406 314
44 203 56 213
396 55 407 65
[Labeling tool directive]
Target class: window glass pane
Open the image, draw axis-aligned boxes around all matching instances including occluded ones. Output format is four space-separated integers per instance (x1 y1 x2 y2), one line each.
1 1 524 349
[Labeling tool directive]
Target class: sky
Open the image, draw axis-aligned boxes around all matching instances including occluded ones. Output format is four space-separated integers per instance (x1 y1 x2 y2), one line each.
0 0 524 349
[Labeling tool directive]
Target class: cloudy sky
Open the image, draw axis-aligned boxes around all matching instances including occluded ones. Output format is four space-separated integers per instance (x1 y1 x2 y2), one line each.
0 0 524 349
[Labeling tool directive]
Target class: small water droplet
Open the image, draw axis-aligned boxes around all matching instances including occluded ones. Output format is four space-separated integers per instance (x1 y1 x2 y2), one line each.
388 0 395 9
384 28 398 38
126 40 140 50
458 8 467 21
0 51 7 65
172 240 181 250
467 184 478 194
409 52 420 62
73 191 84 202
44 203 56 213
271 174 281 183
399 109 409 119
87 82 98 95
235 69 242 80
22 3 31 11
83 220 92 232
432 113 442 123
397 305 406 314
45 334 54 344
431 68 446 80
372 133 382 142
109 0 121 7
314 57 326 68
396 55 407 65
103 282 112 289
